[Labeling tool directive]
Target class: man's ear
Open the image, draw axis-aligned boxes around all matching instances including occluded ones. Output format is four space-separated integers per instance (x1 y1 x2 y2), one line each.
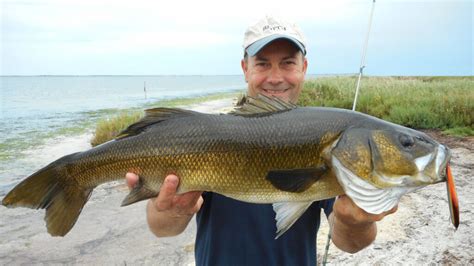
241 59 249 83
302 57 308 74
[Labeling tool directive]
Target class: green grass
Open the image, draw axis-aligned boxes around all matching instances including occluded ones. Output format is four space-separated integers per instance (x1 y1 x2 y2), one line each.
442 127 474 137
299 76 473 136
91 111 144 146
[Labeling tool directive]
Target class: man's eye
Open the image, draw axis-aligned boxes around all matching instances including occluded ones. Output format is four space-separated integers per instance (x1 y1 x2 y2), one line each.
284 61 296 65
256 62 267 67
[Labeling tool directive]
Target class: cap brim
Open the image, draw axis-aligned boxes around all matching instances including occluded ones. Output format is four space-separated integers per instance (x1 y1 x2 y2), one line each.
245 34 306 57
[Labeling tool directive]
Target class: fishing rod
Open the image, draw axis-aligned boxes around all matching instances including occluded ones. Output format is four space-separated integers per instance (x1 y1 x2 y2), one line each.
352 0 376 111
322 1 377 264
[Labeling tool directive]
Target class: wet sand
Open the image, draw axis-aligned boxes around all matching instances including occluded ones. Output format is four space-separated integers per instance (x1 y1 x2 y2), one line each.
1 98 472 264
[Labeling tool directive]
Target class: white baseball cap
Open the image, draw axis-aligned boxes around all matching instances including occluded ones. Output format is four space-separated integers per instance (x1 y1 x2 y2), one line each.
243 15 307 57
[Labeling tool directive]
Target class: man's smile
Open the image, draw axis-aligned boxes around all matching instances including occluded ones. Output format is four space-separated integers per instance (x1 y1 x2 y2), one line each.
262 88 289 94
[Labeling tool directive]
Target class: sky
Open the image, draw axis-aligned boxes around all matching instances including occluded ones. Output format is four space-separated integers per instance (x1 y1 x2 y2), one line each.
1 0 472 76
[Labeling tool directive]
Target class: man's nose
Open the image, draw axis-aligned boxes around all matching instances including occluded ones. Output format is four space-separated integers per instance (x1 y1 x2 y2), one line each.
267 66 284 84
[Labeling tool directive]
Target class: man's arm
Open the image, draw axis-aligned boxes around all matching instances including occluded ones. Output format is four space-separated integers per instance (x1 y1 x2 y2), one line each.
126 173 203 237
329 195 397 253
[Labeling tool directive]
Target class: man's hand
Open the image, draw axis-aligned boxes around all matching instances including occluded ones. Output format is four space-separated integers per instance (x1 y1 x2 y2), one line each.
330 195 397 253
125 173 203 237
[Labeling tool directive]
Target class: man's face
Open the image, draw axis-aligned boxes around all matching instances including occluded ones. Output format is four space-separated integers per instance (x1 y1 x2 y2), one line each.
241 39 308 104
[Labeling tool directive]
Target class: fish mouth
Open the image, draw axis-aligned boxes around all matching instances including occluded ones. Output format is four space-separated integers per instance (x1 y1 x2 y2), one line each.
420 144 451 183
388 144 451 186
436 144 451 181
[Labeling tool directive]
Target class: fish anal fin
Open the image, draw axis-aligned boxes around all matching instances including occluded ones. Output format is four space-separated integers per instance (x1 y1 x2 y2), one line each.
266 166 327 193
273 201 313 239
121 176 158 206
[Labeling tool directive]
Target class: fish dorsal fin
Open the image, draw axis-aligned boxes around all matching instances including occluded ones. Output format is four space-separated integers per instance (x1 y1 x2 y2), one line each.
230 94 297 117
116 108 197 140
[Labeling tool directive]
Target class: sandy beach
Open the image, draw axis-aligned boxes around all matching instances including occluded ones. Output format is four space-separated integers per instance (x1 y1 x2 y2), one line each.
1 97 472 265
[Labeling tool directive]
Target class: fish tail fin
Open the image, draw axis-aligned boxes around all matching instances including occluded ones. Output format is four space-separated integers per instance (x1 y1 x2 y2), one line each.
2 153 93 236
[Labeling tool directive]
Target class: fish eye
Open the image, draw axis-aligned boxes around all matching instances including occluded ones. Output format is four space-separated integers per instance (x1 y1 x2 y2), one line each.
399 134 415 148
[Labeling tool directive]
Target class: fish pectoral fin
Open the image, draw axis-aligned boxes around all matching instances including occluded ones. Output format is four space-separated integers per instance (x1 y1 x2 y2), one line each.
273 201 313 239
266 166 327 193
121 176 158 206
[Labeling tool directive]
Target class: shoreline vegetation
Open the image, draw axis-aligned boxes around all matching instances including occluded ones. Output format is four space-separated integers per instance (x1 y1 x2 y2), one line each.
300 76 473 136
91 76 473 146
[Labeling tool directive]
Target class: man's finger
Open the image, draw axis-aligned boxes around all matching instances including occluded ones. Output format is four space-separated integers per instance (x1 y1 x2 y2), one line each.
383 205 398 216
125 173 139 189
367 204 398 222
154 175 179 211
334 194 398 224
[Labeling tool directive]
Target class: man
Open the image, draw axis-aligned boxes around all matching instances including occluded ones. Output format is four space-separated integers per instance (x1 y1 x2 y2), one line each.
126 16 397 265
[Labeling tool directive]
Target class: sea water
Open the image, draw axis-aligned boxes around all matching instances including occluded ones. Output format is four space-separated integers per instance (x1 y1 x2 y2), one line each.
0 75 246 194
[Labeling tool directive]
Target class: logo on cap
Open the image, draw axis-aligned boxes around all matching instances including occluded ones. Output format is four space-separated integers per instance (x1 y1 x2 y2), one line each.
262 25 287 32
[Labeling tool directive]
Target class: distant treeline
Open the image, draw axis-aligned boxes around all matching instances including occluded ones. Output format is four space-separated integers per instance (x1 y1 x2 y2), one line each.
92 76 473 146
